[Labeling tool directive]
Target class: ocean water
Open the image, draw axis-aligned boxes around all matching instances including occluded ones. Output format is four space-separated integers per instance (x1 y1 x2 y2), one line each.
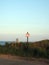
0 41 12 45
0 41 5 45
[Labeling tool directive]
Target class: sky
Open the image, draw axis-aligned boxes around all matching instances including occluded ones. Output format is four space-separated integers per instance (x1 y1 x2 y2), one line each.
0 0 49 41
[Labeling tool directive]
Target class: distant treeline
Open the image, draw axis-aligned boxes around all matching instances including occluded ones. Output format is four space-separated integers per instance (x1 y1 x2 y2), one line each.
0 39 49 59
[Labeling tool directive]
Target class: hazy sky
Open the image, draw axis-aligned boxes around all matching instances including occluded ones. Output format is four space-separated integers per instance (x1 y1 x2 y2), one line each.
0 0 49 41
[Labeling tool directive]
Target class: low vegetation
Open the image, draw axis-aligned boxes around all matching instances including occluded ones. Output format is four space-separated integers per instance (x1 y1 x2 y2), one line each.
0 39 49 59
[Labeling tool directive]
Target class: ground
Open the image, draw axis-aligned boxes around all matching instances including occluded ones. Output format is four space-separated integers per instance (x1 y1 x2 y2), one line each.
0 54 49 65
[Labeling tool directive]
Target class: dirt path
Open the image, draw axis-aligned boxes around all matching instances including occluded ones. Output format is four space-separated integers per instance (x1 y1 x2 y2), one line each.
0 54 49 65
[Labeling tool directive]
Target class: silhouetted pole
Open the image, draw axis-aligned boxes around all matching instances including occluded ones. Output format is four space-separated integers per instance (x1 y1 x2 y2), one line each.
26 32 30 48
26 32 30 44
26 32 30 56
27 36 28 43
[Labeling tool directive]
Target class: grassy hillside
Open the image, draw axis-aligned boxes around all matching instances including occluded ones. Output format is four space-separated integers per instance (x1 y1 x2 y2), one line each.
0 39 49 58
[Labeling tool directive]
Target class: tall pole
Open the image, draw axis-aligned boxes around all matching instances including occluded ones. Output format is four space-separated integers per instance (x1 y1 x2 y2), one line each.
27 36 29 49
26 32 30 56
27 36 28 44
26 32 30 43
26 32 30 47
